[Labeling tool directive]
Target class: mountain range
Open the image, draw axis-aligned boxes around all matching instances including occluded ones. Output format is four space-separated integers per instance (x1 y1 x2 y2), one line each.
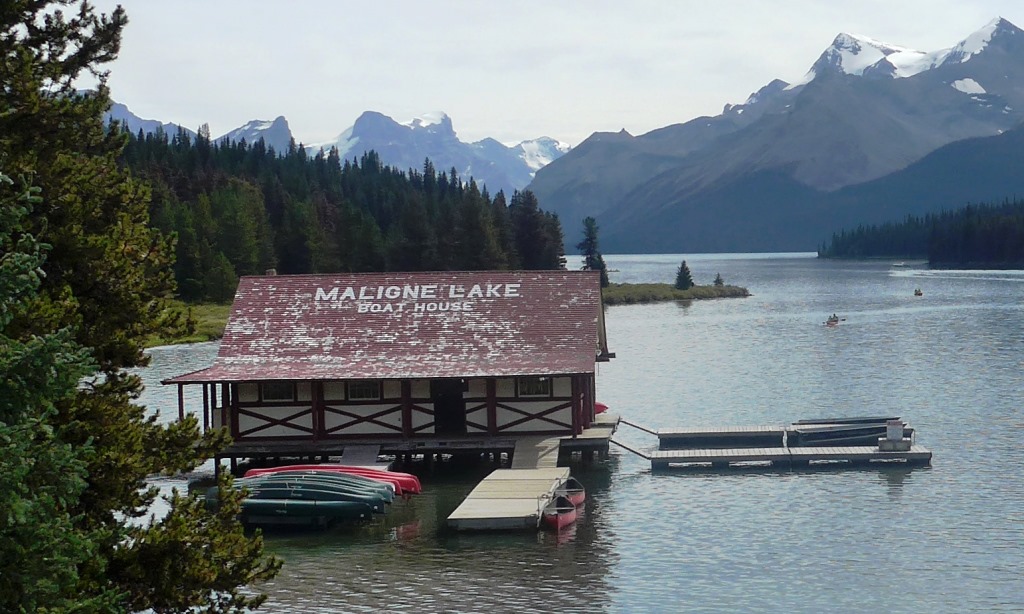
105 105 568 197
528 17 1024 252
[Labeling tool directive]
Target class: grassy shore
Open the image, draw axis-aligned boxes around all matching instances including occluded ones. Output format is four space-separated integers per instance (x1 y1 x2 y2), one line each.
601 283 750 305
146 300 232 347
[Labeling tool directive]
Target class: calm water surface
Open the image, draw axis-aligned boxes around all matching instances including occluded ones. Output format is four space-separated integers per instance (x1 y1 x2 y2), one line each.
138 254 1024 613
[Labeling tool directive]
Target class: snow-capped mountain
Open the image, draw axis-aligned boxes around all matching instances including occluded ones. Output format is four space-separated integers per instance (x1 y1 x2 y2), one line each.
529 16 1024 253
308 111 569 195
104 103 567 195
105 101 195 139
216 116 293 153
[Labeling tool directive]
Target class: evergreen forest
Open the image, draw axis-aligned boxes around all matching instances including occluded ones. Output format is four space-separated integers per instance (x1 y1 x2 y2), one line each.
817 199 1024 267
119 128 567 302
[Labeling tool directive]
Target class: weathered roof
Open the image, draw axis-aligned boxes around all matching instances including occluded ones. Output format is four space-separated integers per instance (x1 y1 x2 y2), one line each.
165 270 606 383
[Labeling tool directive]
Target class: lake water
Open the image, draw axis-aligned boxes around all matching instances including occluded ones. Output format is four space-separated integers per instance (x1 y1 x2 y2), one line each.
138 253 1024 613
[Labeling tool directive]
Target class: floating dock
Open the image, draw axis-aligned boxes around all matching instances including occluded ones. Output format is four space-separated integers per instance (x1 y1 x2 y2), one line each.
649 444 932 469
446 466 570 530
618 419 934 469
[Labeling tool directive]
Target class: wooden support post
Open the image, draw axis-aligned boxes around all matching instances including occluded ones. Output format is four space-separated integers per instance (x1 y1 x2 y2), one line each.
487 378 497 435
202 384 210 432
311 381 322 440
221 383 229 428
177 384 185 422
401 381 413 438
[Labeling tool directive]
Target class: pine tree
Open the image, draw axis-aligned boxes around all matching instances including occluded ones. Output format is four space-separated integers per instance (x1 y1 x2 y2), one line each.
576 216 610 287
675 259 694 290
0 171 122 611
714 273 725 286
0 3 280 610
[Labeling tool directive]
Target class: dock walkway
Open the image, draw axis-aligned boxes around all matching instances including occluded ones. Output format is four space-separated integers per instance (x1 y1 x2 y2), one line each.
447 436 583 530
510 436 561 469
446 466 569 530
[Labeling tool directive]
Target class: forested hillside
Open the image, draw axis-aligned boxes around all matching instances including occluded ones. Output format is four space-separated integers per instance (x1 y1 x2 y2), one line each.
818 200 1024 267
119 128 566 302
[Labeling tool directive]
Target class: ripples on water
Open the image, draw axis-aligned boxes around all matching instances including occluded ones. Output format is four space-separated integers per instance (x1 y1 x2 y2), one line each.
138 255 1024 613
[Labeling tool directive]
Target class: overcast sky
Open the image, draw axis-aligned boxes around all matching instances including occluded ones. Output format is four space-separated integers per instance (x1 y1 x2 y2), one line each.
86 0 1024 147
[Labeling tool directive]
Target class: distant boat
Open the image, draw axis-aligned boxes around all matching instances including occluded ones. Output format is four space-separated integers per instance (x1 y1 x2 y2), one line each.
914 288 923 296
824 315 845 326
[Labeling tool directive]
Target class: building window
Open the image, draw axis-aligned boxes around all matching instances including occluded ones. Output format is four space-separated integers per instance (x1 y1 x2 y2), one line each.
348 380 381 401
517 376 551 397
261 381 295 402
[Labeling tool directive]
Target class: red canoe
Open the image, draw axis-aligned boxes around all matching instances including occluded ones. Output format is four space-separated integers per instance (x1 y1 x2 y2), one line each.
556 476 586 507
595 402 609 414
243 464 421 495
541 495 578 530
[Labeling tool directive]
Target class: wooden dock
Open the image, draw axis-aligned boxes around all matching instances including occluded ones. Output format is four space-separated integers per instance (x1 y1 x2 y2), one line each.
649 444 932 469
658 425 786 449
511 436 561 469
446 467 570 530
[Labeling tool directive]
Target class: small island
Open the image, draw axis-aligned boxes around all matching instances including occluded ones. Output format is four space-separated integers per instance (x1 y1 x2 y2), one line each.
576 222 749 306
599 259 750 305
602 282 750 305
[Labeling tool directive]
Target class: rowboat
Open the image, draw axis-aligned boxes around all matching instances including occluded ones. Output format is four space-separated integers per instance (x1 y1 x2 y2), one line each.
238 473 394 507
241 498 377 526
556 476 586 507
244 464 421 495
245 468 404 497
595 401 609 414
205 471 392 527
541 495 577 530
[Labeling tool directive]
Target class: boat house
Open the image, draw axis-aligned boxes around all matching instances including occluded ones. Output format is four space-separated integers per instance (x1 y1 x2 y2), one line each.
164 270 614 468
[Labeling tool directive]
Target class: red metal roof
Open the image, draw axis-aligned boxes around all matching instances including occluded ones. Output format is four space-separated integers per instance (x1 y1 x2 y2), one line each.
165 270 606 383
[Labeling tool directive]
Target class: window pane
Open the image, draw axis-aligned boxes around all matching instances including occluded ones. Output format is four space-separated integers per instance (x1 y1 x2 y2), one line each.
518 377 550 397
348 380 381 401
261 382 294 402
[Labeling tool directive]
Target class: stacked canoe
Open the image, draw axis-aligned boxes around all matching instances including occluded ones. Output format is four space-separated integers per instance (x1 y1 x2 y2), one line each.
207 464 422 528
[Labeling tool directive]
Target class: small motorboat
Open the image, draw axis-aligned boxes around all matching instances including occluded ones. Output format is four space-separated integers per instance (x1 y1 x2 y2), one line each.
824 313 847 326
556 476 586 507
594 401 609 414
541 495 577 530
914 288 923 296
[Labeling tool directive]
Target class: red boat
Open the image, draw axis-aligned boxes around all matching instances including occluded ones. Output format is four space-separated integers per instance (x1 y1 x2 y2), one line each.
556 476 586 507
594 401 609 414
243 464 421 495
541 495 577 530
